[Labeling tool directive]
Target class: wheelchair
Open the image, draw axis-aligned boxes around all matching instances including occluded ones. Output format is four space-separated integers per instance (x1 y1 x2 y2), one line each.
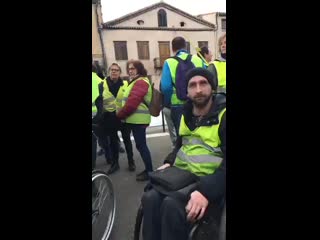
133 191 225 240
92 170 116 240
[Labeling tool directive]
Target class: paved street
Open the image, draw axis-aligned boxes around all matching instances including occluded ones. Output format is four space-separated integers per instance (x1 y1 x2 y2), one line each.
94 127 172 240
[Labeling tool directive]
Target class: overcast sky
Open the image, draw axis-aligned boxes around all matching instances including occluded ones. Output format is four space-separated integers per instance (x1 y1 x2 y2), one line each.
100 0 226 22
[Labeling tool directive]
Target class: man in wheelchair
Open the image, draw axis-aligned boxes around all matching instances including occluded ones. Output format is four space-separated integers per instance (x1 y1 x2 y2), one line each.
141 68 226 240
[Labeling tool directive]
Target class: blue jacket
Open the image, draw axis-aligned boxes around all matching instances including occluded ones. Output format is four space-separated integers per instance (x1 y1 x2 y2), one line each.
160 50 205 107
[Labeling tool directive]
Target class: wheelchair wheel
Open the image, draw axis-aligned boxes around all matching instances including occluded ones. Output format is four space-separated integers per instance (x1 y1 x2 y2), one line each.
92 169 108 176
133 204 144 240
92 172 116 240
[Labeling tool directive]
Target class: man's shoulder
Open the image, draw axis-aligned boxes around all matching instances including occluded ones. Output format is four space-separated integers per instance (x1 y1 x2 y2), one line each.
191 54 202 60
214 93 226 104
165 57 175 63
211 94 226 113
92 72 103 82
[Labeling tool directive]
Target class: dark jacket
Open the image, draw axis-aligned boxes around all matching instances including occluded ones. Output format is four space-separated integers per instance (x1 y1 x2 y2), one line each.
163 93 226 202
93 78 121 133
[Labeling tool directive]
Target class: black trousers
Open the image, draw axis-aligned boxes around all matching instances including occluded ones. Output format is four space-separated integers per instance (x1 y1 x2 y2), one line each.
92 132 98 196
119 123 133 162
97 135 112 159
108 129 119 164
92 132 97 170
94 112 120 164
141 189 192 240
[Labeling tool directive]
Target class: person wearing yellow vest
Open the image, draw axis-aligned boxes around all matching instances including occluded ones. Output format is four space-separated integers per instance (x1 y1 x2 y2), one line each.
141 68 226 240
92 64 104 171
95 69 123 175
160 36 205 141
208 33 226 92
92 74 102 115
92 63 122 175
116 60 153 181
105 63 136 174
92 62 114 163
197 46 213 69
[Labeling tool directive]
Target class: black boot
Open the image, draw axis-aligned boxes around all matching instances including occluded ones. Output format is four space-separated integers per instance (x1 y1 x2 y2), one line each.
107 161 120 174
128 159 136 172
106 158 112 165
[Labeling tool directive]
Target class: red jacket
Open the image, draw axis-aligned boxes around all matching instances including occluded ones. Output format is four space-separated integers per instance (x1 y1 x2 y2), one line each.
116 78 149 126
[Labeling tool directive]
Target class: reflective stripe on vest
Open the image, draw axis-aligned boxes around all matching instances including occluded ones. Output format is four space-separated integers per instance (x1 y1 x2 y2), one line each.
176 149 223 164
122 77 152 124
212 61 226 89
102 81 116 112
166 53 203 106
174 108 226 176
182 137 222 155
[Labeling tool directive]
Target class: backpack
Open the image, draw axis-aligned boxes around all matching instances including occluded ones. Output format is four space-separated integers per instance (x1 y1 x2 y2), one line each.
145 82 163 117
170 54 196 101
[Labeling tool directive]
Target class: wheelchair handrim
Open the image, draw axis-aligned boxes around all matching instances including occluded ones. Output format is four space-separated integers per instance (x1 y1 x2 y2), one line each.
92 173 116 240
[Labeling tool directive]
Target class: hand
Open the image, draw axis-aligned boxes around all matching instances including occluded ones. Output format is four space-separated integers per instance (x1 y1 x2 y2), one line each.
157 163 170 170
185 191 209 223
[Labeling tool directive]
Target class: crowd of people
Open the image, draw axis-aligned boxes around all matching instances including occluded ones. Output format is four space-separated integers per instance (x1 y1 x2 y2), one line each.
92 33 226 239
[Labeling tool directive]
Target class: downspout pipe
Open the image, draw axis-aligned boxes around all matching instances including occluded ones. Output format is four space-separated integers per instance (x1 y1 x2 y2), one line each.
96 1 107 72
215 13 219 59
98 26 107 72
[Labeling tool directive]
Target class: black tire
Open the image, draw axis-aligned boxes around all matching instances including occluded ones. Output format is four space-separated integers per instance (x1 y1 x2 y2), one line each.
92 169 108 176
92 172 116 240
133 204 144 240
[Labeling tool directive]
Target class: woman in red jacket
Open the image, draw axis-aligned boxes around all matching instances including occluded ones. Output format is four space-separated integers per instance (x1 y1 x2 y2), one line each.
117 60 153 181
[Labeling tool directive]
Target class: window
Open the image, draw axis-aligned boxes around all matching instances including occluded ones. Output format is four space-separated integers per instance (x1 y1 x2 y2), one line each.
221 19 226 31
114 41 128 60
198 41 208 48
137 41 150 60
137 20 144 25
186 41 190 53
158 9 167 27
180 21 185 27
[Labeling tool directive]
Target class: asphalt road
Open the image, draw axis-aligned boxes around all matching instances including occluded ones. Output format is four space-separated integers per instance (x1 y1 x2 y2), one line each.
94 133 172 240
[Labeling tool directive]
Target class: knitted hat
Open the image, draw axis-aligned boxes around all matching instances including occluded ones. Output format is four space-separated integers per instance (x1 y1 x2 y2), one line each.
185 68 217 91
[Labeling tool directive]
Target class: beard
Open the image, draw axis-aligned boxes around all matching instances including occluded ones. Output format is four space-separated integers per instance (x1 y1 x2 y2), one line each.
191 94 211 108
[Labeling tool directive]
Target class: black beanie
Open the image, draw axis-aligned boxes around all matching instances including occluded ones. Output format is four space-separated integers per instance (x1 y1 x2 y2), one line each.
185 68 217 91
